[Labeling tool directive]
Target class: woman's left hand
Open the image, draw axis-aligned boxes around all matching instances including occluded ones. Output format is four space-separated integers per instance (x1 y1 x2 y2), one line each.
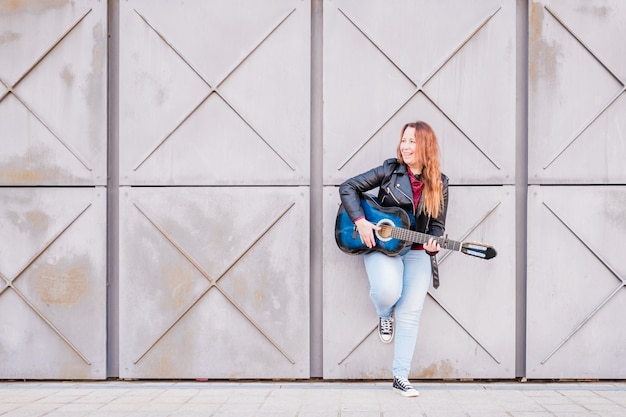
424 237 440 254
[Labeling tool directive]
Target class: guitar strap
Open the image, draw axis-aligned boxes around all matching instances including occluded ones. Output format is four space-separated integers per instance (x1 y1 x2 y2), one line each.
430 255 440 288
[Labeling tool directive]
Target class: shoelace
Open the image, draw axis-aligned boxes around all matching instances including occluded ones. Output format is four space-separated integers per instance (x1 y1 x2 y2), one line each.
380 318 393 335
395 377 413 390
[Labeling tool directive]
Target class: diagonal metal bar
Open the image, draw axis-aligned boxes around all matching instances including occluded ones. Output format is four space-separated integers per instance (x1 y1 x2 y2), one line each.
541 283 623 365
9 204 93 286
132 201 297 365
539 201 625 363
0 9 94 171
544 6 624 85
213 89 296 170
338 294 502 366
132 8 297 172
542 6 626 170
0 271 9 296
336 8 417 88
421 7 501 88
0 9 93 101
428 294 501 364
543 86 626 170
0 203 93 363
8 282 92 364
9 92 92 171
133 202 214 284
215 286 296 364
337 324 376 365
0 77 11 102
439 201 501 264
132 284 212 365
337 6 502 170
542 202 622 282
337 89 421 171
422 91 501 169
133 9 208 89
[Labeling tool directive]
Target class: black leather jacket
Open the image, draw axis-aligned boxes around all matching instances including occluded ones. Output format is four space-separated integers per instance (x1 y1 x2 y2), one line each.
339 158 449 237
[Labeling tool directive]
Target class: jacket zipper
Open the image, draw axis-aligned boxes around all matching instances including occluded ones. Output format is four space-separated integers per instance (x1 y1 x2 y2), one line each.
395 183 416 215
386 187 401 205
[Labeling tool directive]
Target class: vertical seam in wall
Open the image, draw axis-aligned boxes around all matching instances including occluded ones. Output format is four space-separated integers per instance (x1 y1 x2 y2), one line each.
310 0 324 379
107 0 120 378
516 0 529 379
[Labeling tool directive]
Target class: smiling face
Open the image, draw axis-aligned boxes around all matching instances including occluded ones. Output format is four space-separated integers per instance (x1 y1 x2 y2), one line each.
399 126 422 173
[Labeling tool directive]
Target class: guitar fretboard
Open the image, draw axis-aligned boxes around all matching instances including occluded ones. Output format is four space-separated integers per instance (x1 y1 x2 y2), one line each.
388 226 461 252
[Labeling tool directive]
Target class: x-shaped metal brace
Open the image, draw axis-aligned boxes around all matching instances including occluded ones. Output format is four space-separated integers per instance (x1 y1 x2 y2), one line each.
539 201 625 364
542 6 626 170
336 6 503 171
131 7 298 173
0 204 93 365
338 201 502 366
0 8 93 172
132 200 297 365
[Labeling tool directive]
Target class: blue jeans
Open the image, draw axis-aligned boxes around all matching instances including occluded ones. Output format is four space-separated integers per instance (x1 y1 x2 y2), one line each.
364 249 432 378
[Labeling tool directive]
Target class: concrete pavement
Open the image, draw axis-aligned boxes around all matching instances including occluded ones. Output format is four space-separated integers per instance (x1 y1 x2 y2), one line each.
1 380 626 417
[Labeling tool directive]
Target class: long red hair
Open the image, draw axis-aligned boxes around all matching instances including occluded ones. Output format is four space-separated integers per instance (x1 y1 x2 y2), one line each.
396 121 443 217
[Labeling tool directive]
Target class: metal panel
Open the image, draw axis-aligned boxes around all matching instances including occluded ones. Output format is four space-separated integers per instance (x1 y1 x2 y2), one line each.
119 187 310 379
527 185 626 378
118 0 310 186
322 0 517 379
0 1 107 186
529 0 626 184
0 188 107 379
324 185 515 379
323 0 516 186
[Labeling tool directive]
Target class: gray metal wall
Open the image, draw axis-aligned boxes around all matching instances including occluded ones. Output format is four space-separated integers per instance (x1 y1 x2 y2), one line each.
116 0 311 379
323 0 517 379
0 0 108 379
527 0 626 379
0 0 624 380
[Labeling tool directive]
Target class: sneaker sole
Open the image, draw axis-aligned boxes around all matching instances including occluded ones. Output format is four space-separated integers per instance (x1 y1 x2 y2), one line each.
393 387 419 397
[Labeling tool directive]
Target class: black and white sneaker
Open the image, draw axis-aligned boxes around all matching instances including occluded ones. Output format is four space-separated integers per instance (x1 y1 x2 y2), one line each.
378 317 394 343
393 376 419 397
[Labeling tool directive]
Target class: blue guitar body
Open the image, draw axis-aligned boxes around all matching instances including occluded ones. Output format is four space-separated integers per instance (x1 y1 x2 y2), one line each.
335 194 415 256
335 194 498 260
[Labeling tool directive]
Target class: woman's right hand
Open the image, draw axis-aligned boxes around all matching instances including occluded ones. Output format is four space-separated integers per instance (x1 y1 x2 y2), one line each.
354 218 380 248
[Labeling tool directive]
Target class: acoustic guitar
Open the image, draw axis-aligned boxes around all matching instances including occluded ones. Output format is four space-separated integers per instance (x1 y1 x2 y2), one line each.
335 194 496 259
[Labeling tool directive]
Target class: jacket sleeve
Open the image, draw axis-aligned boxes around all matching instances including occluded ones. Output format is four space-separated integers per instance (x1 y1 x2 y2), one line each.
338 163 389 222
427 174 449 237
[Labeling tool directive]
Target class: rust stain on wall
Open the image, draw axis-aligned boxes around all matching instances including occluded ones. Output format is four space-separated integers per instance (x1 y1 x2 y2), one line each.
0 30 20 43
0 0 71 14
528 1 561 90
0 152 69 184
5 208 50 235
576 4 610 19
1 167 46 183
164 263 193 310
60 65 74 86
416 359 456 379
35 263 88 305
25 210 50 233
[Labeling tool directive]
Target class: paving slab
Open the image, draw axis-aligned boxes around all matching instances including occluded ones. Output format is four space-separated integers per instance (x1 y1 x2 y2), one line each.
0 381 625 416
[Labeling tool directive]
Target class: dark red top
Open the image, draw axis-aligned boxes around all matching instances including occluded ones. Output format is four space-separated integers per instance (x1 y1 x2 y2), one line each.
407 167 425 251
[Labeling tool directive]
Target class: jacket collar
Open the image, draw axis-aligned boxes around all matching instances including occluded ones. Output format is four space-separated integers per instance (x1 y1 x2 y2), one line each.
393 161 409 175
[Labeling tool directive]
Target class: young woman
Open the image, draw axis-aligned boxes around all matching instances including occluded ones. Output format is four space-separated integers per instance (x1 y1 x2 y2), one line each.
338 121 449 397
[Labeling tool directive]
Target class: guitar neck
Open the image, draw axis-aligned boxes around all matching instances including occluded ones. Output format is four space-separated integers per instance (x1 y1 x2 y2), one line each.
389 227 461 252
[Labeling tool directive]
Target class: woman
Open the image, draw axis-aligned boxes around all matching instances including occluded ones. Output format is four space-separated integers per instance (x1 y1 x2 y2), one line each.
338 121 449 397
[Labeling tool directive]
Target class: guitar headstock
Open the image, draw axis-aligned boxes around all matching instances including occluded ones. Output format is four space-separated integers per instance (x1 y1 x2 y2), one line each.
460 242 497 260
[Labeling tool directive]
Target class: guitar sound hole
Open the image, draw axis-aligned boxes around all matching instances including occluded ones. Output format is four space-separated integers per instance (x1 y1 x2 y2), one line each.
375 220 394 242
